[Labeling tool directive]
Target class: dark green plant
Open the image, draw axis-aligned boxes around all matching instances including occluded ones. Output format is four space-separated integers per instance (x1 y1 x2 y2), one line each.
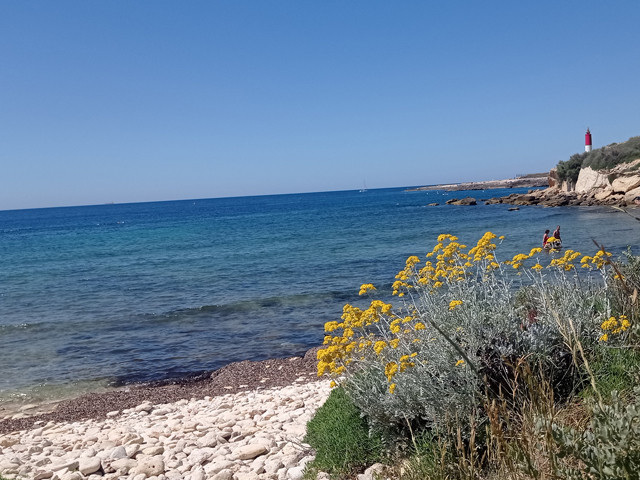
556 136 640 183
557 152 588 183
583 136 640 171
304 386 383 477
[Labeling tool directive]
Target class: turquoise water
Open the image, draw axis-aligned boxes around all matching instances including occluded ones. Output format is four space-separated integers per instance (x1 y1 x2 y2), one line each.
0 187 638 405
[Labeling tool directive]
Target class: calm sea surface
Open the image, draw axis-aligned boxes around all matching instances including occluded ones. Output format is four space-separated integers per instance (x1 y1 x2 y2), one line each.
1 187 638 406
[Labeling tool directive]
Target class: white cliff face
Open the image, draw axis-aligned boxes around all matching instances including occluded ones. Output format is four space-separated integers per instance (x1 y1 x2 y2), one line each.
574 167 609 193
567 159 640 205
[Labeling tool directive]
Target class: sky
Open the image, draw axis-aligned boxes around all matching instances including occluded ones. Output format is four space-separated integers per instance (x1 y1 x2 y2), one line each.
1 1 639 210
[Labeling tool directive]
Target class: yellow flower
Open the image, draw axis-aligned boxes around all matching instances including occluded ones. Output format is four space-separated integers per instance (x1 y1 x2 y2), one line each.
324 321 340 333
599 333 609 342
389 338 400 349
330 380 337 388
358 283 376 295
449 300 463 311
389 383 397 394
531 263 543 271
414 322 426 330
373 341 387 355
385 361 398 381
455 359 465 367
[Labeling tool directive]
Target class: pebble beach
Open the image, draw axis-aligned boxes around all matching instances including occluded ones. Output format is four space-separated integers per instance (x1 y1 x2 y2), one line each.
0 350 340 480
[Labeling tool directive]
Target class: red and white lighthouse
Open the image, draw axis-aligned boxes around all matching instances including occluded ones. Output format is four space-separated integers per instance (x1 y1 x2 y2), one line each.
585 128 592 152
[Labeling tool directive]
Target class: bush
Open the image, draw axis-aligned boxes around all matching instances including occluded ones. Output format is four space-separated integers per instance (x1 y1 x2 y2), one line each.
557 152 588 183
583 136 640 171
556 136 640 183
311 232 640 478
317 233 615 442
304 386 383 477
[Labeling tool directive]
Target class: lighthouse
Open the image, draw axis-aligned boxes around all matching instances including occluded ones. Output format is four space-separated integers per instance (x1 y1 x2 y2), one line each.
585 128 592 152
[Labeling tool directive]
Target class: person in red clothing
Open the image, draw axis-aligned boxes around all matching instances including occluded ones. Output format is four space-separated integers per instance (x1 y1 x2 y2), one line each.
543 229 550 247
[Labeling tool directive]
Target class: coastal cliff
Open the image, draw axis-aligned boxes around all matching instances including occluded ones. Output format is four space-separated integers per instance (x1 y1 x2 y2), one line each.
486 157 640 208
430 135 640 208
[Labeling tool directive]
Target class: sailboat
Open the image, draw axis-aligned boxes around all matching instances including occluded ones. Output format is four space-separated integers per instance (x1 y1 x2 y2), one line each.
359 180 368 193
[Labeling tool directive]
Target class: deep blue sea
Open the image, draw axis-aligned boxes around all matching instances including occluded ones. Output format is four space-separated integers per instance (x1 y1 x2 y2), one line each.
1 187 638 407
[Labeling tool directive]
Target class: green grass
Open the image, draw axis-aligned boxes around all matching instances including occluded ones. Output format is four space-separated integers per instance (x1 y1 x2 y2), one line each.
586 345 640 400
304 386 383 478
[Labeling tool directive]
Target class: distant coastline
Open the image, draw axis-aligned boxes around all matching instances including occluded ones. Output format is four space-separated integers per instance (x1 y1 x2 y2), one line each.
407 173 549 192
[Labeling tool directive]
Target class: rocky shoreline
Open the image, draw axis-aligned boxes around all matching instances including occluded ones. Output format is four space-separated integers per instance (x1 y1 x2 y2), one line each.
1 349 323 435
484 186 640 208
407 173 548 192
0 380 332 480
0 349 345 480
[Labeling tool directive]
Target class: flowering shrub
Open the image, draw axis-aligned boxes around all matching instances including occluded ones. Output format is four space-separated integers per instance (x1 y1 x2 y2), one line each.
317 232 619 437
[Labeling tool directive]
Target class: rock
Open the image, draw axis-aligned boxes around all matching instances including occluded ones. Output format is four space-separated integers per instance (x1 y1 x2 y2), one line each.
110 446 128 459
447 197 476 206
595 187 614 201
358 462 386 480
110 457 137 474
508 207 519 211
211 469 234 480
135 401 154 413
50 460 79 472
287 465 305 480
33 471 54 480
141 446 164 456
233 443 269 460
427 203 439 206
133 456 164 476
203 459 235 475
78 457 102 475
548 168 559 188
189 466 206 480
612 174 640 193
624 185 640 205
195 432 217 448
575 166 609 193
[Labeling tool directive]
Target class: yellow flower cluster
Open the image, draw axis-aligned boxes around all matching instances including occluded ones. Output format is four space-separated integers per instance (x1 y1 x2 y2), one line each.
505 247 543 269
449 300 463 311
549 249 582 271
317 231 619 396
599 314 631 341
359 283 377 295
580 250 613 269
317 300 393 376
391 232 504 295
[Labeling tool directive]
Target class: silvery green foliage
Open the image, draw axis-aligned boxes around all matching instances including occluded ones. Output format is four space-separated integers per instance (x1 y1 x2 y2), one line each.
537 390 640 480
343 249 610 440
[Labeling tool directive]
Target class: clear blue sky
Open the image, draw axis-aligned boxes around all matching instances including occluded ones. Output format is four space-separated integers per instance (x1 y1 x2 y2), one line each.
1 1 639 210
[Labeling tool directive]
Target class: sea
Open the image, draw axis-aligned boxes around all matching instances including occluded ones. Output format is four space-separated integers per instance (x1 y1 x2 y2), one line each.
1 187 638 409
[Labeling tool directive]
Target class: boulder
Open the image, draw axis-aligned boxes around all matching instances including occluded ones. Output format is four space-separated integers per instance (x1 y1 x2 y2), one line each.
612 174 640 193
447 197 477 206
624 186 640 205
595 187 614 201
